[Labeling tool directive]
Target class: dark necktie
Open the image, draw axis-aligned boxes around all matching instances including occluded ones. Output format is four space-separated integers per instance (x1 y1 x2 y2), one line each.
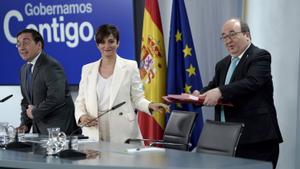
221 57 239 122
26 63 33 101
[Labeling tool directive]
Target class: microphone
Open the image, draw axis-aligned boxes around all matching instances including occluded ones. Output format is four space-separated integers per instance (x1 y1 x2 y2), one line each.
0 94 13 102
58 101 126 158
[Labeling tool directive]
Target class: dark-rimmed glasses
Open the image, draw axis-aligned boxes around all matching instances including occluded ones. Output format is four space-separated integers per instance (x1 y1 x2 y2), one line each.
220 31 243 41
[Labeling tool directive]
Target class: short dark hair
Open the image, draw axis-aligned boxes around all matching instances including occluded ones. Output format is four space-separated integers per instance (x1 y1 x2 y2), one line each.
95 24 120 44
17 29 44 49
240 20 250 33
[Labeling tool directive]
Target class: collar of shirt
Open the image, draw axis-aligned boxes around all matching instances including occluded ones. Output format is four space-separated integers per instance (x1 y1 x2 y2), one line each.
27 51 42 73
233 43 251 60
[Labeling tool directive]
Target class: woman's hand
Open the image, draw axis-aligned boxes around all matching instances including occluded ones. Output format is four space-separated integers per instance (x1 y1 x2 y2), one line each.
16 125 29 133
149 102 170 113
79 115 98 127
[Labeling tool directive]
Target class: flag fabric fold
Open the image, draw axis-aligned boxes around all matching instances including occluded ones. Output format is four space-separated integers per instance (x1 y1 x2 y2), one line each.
167 0 204 150
138 0 167 144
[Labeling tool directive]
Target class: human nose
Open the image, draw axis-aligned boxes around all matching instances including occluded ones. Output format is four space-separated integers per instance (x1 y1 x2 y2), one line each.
103 43 110 48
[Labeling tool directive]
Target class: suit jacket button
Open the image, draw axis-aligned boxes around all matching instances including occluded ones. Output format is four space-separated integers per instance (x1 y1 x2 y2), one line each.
119 112 123 116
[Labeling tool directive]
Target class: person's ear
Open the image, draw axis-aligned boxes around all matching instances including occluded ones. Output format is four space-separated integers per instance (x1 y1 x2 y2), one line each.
116 41 120 49
37 41 42 49
244 32 251 40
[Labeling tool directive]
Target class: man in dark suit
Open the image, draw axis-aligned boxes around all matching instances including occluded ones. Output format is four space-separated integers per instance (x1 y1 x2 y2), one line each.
193 19 283 168
16 29 80 135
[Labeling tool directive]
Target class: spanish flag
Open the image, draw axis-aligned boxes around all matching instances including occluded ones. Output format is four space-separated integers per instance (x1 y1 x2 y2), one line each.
138 0 166 144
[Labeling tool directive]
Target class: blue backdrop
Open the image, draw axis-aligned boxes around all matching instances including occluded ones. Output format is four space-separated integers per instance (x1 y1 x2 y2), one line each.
0 0 135 85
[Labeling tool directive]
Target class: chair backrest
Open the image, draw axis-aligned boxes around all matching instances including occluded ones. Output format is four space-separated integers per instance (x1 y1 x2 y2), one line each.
163 110 197 150
196 120 244 156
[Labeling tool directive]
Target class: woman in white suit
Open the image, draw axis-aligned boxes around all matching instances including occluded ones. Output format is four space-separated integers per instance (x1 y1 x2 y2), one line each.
75 24 168 143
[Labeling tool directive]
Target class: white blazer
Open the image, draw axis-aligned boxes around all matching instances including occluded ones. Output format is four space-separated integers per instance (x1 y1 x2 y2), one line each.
75 56 151 143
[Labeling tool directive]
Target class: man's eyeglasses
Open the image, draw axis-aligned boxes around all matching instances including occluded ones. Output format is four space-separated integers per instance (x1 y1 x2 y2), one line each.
220 31 243 41
16 39 32 48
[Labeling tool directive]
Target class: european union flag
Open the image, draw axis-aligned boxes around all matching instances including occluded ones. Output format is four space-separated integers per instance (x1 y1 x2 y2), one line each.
167 0 203 150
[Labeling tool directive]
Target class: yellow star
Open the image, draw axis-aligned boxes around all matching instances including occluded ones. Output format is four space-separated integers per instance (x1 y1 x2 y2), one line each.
186 64 196 77
184 83 192 93
175 30 182 42
183 44 192 57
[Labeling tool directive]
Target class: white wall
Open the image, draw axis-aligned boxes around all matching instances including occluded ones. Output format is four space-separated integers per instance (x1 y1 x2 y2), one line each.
297 45 300 168
0 86 22 127
245 0 300 168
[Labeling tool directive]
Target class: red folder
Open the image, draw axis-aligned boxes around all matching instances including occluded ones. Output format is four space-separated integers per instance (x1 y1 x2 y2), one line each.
162 94 233 107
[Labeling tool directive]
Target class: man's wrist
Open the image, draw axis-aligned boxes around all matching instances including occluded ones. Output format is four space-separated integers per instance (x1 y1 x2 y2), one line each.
216 87 223 98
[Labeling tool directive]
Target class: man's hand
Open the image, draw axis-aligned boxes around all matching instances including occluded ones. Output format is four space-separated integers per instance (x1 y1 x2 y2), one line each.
26 105 34 119
192 90 206 100
149 102 170 113
201 88 222 106
79 115 98 127
192 90 200 96
16 125 29 133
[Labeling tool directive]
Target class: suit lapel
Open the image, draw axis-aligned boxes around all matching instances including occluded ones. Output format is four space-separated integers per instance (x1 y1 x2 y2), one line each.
86 60 100 115
230 44 253 82
21 64 31 102
109 56 126 108
31 53 46 99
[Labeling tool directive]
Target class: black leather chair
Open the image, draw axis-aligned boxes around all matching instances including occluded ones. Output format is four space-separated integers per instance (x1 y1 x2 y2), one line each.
125 110 197 151
195 120 244 156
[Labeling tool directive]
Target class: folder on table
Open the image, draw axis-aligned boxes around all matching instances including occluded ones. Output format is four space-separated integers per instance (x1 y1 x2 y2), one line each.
163 94 233 107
